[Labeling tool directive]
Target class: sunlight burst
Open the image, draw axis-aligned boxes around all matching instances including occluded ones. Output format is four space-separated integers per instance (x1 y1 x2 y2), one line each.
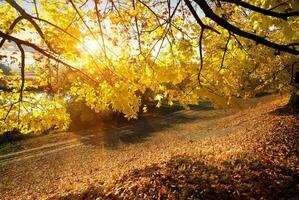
85 39 100 52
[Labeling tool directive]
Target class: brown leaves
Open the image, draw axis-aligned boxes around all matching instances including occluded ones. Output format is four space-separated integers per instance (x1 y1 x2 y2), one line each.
43 96 299 199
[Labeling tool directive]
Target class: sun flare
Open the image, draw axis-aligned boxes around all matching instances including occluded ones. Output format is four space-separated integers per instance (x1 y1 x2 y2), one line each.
85 39 100 51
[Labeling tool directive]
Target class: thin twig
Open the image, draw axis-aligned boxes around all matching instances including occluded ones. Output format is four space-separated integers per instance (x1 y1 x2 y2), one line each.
198 28 204 85
219 32 231 71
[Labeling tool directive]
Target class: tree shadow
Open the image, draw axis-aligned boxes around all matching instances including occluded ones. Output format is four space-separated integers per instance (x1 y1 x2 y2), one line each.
269 105 299 118
54 155 299 200
74 105 222 149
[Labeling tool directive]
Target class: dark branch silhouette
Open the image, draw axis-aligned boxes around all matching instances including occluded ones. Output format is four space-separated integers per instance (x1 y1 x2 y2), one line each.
193 0 299 55
220 0 299 20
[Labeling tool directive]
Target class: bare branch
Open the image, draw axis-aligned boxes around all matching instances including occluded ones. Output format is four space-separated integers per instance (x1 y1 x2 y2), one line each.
94 0 108 59
219 32 231 71
33 0 39 18
198 28 204 85
268 2 288 11
132 0 142 55
16 43 25 101
3 101 20 121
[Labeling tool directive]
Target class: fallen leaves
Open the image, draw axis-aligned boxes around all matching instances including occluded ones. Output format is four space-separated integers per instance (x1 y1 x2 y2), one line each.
51 96 299 199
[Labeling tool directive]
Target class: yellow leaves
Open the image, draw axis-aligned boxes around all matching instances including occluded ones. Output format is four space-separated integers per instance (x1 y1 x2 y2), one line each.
0 69 5 80
110 83 141 119
155 94 163 108
129 9 139 17
87 10 96 19
177 39 193 52
70 79 142 120
0 0 295 134
0 2 18 29
155 94 164 101
176 18 184 26
109 13 122 24
219 69 225 75
21 106 70 133
214 7 224 15
142 105 147 113
0 93 70 135
253 20 260 31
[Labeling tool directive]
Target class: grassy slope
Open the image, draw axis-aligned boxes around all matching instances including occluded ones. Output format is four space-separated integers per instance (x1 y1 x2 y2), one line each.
52 95 299 199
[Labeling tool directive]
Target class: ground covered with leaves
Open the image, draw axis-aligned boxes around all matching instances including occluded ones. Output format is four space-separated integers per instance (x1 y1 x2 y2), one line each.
52 96 299 199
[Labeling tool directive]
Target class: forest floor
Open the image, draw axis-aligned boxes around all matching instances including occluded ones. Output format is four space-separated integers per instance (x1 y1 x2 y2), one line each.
0 95 298 199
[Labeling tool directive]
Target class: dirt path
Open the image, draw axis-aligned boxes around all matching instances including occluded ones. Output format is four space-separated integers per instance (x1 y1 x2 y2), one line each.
0 95 277 199
0 103 225 166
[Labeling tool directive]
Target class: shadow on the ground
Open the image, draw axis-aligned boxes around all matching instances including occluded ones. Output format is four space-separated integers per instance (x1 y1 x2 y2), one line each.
75 105 220 149
53 154 299 200
0 131 30 146
51 98 299 200
269 105 299 118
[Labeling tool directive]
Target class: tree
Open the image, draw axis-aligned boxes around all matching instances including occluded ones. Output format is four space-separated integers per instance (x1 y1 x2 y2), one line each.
0 0 298 134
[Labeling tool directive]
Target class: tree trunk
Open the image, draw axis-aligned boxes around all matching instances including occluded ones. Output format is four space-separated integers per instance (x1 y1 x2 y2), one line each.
288 91 299 112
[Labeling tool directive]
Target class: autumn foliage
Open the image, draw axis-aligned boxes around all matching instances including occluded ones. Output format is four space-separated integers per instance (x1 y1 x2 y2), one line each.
0 0 298 134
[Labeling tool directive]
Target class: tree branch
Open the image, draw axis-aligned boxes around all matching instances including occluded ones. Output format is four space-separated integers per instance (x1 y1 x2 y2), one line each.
16 43 25 101
0 16 24 48
94 0 108 59
220 0 299 20
198 28 204 85
33 0 39 18
132 0 142 55
184 0 220 34
193 0 299 55
5 0 56 51
0 30 97 84
219 32 231 71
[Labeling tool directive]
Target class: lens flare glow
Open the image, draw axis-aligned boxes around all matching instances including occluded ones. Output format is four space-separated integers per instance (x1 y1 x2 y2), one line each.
85 39 100 51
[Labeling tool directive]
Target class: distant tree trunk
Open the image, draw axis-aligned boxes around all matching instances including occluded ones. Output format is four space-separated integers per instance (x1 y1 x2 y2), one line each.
288 90 299 112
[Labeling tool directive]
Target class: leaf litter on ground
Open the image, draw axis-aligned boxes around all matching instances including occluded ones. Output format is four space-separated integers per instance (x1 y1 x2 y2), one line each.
51 95 299 200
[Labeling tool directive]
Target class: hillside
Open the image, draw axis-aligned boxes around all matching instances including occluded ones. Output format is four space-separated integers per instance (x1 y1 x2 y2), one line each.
52 95 299 199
